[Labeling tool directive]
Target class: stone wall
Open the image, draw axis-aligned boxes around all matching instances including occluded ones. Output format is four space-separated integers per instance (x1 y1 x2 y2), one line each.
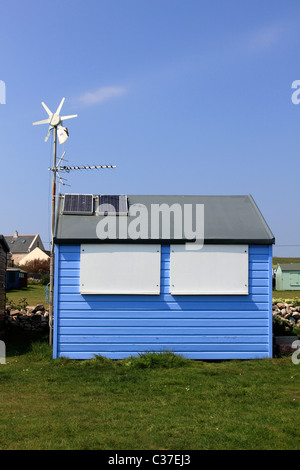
272 302 300 354
4 300 300 346
5 304 49 331
272 302 300 334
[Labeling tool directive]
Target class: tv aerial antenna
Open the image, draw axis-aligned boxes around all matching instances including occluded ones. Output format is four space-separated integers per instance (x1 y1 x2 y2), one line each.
33 97 116 345
50 150 116 188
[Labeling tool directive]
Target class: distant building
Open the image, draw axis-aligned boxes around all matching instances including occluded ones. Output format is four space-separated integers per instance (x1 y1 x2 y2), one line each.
19 246 50 267
4 231 45 265
275 263 300 291
6 268 28 290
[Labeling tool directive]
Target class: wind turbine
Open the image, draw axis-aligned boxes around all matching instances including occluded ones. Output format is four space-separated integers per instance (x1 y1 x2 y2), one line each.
33 97 77 346
33 97 77 143
33 98 116 346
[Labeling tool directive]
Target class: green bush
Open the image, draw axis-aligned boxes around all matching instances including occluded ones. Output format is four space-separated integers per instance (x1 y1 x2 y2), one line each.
122 351 190 369
84 354 116 369
41 274 50 285
21 258 50 274
293 326 300 338
272 314 296 336
6 297 28 311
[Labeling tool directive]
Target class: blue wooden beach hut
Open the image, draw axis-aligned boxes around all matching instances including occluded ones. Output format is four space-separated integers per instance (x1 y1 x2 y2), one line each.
53 194 275 360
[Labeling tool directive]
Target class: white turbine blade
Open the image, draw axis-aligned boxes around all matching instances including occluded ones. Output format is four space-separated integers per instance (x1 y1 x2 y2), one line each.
41 102 53 117
55 97 65 115
45 127 53 142
60 114 78 120
32 118 51 126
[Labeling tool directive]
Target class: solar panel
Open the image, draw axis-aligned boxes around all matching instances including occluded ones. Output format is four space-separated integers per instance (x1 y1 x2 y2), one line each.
97 195 128 215
63 194 93 215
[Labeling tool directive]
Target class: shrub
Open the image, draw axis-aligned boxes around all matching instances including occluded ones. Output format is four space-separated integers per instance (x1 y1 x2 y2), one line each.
293 326 300 338
83 354 117 369
6 297 29 311
21 258 50 274
122 351 190 369
41 274 50 285
27 341 53 362
28 278 41 285
273 314 296 336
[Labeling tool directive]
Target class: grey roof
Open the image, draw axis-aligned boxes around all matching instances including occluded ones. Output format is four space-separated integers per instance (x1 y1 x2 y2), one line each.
54 194 275 245
4 235 36 253
278 263 300 271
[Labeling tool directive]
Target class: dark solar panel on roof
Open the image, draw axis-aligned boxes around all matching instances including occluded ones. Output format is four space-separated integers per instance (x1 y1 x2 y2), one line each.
63 194 93 215
98 195 128 215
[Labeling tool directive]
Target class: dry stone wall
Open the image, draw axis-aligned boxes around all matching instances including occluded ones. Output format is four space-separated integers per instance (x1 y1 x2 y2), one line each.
272 302 300 334
5 304 49 331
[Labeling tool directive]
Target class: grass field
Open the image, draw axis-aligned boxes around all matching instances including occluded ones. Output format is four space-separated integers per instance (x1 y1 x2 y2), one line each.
0 330 299 450
273 257 300 266
273 290 300 302
6 283 49 308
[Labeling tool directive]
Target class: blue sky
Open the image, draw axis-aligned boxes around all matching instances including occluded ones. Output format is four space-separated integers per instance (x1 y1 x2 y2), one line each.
0 0 300 255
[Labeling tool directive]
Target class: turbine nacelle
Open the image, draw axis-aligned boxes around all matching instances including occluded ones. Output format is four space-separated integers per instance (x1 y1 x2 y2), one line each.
50 114 61 127
33 97 77 142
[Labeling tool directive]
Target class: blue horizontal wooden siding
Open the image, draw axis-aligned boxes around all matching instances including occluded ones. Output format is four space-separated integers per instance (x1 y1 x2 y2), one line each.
53 244 273 360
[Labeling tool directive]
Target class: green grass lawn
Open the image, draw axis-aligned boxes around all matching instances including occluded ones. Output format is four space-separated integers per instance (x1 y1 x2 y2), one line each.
5 283 49 309
272 290 300 302
273 257 300 266
0 330 299 450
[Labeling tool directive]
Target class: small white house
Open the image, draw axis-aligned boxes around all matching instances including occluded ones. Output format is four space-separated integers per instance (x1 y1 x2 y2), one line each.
4 232 45 265
19 247 50 266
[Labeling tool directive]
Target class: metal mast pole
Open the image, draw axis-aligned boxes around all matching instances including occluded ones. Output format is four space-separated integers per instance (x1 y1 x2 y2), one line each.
32 98 78 347
49 126 57 346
